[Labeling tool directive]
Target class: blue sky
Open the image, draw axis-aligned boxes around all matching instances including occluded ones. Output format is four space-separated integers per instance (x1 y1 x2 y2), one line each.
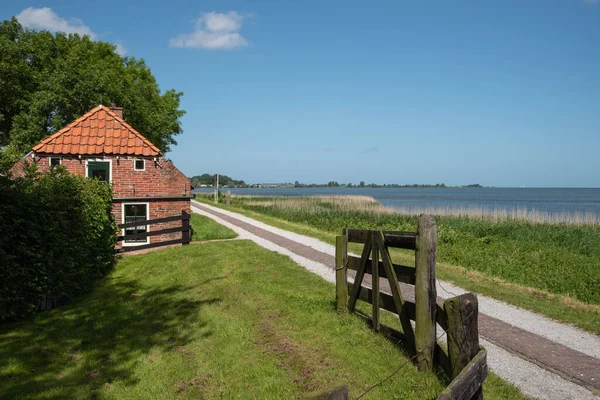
3 1 600 187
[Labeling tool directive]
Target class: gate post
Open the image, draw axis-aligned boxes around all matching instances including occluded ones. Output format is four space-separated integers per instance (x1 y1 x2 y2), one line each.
335 230 348 312
415 214 437 371
444 293 483 400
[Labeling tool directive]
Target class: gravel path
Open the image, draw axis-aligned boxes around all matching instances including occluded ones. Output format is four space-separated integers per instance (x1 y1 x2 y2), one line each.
192 200 600 400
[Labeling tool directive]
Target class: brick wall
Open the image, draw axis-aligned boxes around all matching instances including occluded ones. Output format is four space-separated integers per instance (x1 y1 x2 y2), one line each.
11 154 191 198
112 157 191 198
9 154 87 177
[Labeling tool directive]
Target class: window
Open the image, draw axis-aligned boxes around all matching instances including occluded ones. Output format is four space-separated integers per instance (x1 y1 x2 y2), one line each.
123 204 149 244
134 159 145 171
49 157 61 167
87 161 110 182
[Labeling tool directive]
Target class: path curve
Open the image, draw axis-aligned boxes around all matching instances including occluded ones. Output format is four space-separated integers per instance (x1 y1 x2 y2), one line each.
192 200 600 400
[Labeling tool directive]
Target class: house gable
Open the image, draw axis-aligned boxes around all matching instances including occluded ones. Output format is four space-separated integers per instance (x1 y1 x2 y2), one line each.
32 105 160 157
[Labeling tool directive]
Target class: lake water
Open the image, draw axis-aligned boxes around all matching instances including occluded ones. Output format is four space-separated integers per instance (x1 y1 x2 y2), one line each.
193 187 600 221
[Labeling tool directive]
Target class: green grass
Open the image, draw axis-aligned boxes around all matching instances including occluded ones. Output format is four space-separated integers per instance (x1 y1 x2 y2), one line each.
195 197 600 335
0 240 525 399
191 213 237 241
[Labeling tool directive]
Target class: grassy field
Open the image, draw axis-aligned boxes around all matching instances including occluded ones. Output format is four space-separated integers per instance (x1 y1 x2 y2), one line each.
195 195 600 335
191 213 237 242
0 240 525 398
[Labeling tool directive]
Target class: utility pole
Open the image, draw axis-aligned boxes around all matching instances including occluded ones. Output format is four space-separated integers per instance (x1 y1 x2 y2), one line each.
214 173 219 204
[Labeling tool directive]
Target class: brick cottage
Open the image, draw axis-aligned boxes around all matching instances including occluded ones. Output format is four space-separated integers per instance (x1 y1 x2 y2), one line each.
9 105 192 249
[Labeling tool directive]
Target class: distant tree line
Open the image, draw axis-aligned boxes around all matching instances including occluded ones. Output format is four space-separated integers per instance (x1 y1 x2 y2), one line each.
190 174 251 188
190 174 485 189
293 181 484 188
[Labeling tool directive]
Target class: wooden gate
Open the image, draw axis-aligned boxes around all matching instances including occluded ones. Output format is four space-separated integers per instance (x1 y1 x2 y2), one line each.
335 215 487 400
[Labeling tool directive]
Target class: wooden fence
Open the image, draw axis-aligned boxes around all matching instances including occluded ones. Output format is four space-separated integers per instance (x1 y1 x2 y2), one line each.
116 210 191 253
335 215 487 400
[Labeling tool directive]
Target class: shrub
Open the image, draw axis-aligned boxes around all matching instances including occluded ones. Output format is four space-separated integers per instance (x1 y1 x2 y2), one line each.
0 167 117 321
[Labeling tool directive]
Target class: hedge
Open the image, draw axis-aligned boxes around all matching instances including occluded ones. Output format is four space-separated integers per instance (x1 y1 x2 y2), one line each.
0 167 117 321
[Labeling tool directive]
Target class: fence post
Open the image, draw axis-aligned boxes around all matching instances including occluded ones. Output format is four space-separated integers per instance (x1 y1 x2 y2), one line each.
445 293 483 400
335 231 348 312
226 190 231 206
415 214 437 371
182 210 191 245
371 231 380 331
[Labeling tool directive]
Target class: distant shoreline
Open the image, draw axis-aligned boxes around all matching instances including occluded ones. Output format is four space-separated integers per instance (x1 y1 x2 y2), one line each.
193 184 491 189
189 174 494 189
193 185 599 190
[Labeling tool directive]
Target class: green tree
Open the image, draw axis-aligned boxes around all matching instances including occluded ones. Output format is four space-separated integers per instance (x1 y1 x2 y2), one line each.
359 181 365 187
0 17 185 170
189 173 246 188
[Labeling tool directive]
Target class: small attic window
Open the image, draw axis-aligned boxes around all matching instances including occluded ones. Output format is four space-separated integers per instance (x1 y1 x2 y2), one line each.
134 159 145 171
49 157 61 167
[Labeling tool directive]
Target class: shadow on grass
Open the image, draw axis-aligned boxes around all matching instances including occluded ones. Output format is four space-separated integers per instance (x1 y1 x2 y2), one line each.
351 308 452 385
0 275 221 399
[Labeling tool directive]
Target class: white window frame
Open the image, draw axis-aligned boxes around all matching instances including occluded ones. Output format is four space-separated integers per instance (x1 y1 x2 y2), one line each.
134 158 145 171
122 202 150 246
85 158 113 183
49 156 62 167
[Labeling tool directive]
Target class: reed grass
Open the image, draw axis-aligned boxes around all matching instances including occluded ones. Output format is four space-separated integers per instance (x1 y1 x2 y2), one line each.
242 195 396 217
393 205 600 225
204 194 600 305
233 194 599 225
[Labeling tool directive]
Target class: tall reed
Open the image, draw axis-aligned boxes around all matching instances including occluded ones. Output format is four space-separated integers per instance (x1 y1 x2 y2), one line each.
234 195 599 225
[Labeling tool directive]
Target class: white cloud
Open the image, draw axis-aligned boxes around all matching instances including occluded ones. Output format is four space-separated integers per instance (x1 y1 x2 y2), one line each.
203 11 244 32
170 11 249 50
115 43 127 56
16 7 96 39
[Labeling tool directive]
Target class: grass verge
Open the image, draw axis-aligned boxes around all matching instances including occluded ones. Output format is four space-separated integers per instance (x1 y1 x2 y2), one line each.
0 240 524 399
194 198 600 335
191 213 237 241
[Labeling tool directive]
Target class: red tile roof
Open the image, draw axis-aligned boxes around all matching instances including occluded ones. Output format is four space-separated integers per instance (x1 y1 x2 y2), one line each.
32 105 161 157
